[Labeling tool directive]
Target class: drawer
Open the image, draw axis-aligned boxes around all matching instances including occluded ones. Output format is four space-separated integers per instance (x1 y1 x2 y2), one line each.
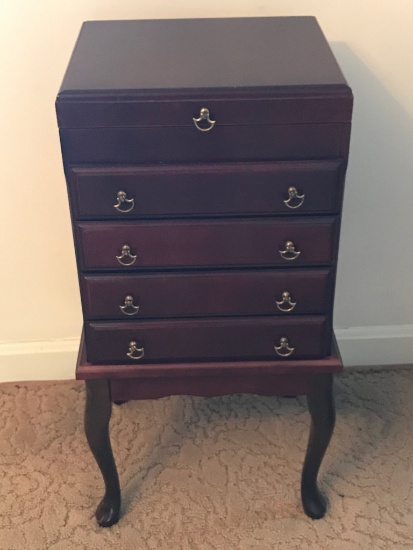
80 268 333 319
57 95 353 129
69 160 345 220
84 316 330 364
76 217 339 270
60 123 350 164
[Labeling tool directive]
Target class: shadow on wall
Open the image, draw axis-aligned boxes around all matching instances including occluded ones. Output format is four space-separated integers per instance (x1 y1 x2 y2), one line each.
331 43 413 329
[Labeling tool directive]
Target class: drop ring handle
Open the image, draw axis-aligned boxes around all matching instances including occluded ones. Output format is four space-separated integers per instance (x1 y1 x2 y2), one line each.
114 191 135 213
193 107 216 132
276 291 297 312
284 186 305 209
127 341 145 360
274 337 295 357
279 241 301 261
120 295 140 316
116 244 137 266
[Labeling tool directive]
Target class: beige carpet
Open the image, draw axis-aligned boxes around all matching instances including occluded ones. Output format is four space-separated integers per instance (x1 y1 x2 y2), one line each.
0 367 412 549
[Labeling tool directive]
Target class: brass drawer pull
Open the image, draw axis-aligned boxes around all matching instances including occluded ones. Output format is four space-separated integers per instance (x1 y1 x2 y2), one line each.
275 337 295 357
120 295 140 316
116 244 137 266
114 190 135 213
284 186 305 209
127 341 144 360
276 291 297 312
193 107 216 132
279 241 301 261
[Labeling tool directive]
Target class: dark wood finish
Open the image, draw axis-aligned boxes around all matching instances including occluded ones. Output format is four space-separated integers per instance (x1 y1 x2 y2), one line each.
80 268 333 320
76 217 339 270
301 373 335 519
60 124 349 165
110 374 312 401
84 316 330 364
57 17 352 525
57 94 353 129
81 339 339 525
57 18 348 96
84 379 120 527
76 330 342 381
70 161 345 220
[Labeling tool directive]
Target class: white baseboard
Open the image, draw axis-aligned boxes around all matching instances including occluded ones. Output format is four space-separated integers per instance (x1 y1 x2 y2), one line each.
0 338 79 383
0 325 412 383
335 324 413 367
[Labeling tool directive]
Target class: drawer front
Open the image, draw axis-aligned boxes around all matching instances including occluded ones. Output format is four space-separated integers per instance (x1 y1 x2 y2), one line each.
85 316 330 364
57 96 353 129
70 160 345 220
80 268 333 320
60 123 350 164
76 217 338 270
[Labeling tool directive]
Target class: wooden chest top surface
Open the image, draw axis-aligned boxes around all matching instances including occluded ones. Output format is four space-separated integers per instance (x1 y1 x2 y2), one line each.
58 17 349 96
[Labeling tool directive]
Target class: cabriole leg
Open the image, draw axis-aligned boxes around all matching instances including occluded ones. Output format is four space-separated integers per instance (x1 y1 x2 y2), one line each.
301 373 335 519
84 379 121 527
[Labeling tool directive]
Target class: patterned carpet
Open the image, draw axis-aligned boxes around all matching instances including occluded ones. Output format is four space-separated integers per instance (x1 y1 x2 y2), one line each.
0 368 412 549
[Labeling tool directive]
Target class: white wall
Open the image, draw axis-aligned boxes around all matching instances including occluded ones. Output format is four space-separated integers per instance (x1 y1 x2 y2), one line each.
1 1 413 381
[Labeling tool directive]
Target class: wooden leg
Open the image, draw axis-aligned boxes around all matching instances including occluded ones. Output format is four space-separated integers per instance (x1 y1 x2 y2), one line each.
301 373 335 519
85 379 121 527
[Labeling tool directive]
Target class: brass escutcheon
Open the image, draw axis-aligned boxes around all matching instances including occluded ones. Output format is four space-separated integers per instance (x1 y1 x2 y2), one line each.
283 186 305 209
193 107 216 132
116 244 137 266
114 190 135 213
276 291 297 312
279 241 301 261
274 337 295 357
126 341 144 360
120 295 140 316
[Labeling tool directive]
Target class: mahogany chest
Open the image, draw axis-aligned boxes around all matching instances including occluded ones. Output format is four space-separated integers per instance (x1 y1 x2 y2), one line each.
56 17 352 526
